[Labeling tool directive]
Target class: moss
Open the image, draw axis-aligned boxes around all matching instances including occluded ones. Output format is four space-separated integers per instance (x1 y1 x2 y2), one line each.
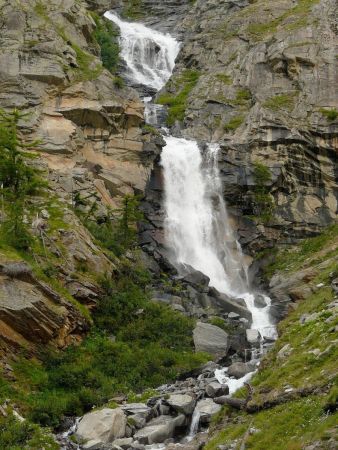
122 0 145 20
157 70 200 125
215 74 232 85
320 108 338 121
224 114 245 132
246 0 320 40
252 161 274 223
71 43 103 81
263 93 296 111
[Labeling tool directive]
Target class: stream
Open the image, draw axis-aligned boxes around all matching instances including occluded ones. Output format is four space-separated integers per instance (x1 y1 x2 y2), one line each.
60 10 277 449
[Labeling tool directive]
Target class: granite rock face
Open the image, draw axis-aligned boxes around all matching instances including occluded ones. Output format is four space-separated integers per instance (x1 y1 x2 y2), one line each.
152 0 337 251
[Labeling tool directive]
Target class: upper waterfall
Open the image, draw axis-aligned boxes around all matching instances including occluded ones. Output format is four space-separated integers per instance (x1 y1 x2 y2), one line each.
104 11 180 90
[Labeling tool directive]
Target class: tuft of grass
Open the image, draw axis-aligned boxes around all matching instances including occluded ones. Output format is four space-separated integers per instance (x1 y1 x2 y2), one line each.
215 74 232 84
157 70 200 125
263 93 296 111
320 108 338 121
71 43 103 81
224 114 245 132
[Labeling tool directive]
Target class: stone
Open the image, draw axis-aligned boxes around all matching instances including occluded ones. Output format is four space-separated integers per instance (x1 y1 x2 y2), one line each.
246 329 260 344
167 393 196 415
76 408 127 445
254 295 267 308
193 322 229 360
195 399 222 424
134 415 186 444
112 438 133 449
228 312 240 319
277 344 292 359
182 269 210 287
227 362 255 379
205 381 229 398
121 403 152 419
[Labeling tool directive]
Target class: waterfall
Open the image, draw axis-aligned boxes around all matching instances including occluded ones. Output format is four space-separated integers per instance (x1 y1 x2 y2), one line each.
161 137 248 297
104 12 180 90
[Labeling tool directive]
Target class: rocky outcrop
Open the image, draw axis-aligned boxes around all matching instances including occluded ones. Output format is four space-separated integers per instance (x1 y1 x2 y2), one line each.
154 0 337 251
0 261 88 357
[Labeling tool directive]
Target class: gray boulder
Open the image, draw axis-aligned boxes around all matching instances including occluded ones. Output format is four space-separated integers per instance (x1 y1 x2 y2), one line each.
193 322 229 360
134 415 186 444
246 329 260 344
112 438 133 449
195 399 221 424
76 408 127 445
167 393 196 415
227 362 255 379
205 381 229 398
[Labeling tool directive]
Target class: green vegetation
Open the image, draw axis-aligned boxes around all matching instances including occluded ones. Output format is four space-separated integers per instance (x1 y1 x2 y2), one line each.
320 108 338 121
252 161 274 223
3 259 206 427
157 70 200 125
263 93 296 111
122 0 145 20
246 0 320 40
264 223 338 278
71 43 103 81
0 413 58 450
215 74 232 85
205 227 338 450
91 13 120 74
0 109 45 250
224 114 245 132
142 124 161 136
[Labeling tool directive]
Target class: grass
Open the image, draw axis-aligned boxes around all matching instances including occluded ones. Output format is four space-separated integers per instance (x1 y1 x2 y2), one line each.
215 74 232 85
246 0 320 40
263 93 296 111
224 114 245 132
157 70 200 125
320 108 338 121
264 223 338 277
71 43 103 81
205 227 338 450
252 162 274 223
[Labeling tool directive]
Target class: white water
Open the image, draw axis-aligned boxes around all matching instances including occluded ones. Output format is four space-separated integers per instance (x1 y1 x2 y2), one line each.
104 11 180 89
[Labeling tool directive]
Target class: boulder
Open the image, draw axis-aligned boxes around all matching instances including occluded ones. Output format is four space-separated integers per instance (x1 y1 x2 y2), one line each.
76 408 127 445
195 399 221 424
246 329 260 344
227 362 255 379
121 403 152 419
182 268 210 287
205 381 229 398
193 322 229 360
134 414 186 444
167 393 196 415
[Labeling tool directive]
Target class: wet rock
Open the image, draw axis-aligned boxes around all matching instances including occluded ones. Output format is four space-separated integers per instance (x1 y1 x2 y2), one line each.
205 381 229 398
167 393 196 415
195 399 222 424
134 414 186 444
246 329 260 344
182 269 210 288
193 322 229 360
227 362 255 379
76 408 127 445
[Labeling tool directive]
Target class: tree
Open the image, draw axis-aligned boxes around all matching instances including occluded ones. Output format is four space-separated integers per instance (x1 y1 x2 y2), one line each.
0 109 44 249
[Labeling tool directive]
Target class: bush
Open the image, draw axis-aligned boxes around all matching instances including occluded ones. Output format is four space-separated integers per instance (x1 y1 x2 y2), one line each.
92 14 120 74
0 413 58 450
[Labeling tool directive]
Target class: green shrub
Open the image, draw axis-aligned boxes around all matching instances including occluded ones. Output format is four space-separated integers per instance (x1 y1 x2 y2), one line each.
263 93 295 111
320 108 338 121
0 413 58 450
92 14 120 74
252 161 274 222
157 70 200 125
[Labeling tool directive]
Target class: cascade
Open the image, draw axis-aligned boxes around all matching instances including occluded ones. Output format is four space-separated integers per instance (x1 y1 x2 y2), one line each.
104 9 277 441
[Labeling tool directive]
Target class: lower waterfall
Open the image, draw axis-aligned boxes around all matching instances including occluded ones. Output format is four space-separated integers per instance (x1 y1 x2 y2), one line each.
161 136 276 339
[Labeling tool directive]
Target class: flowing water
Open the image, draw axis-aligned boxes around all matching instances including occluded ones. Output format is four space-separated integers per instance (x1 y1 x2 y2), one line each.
104 10 277 440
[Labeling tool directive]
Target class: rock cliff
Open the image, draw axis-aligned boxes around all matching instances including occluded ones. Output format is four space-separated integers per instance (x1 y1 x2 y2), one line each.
153 0 337 252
